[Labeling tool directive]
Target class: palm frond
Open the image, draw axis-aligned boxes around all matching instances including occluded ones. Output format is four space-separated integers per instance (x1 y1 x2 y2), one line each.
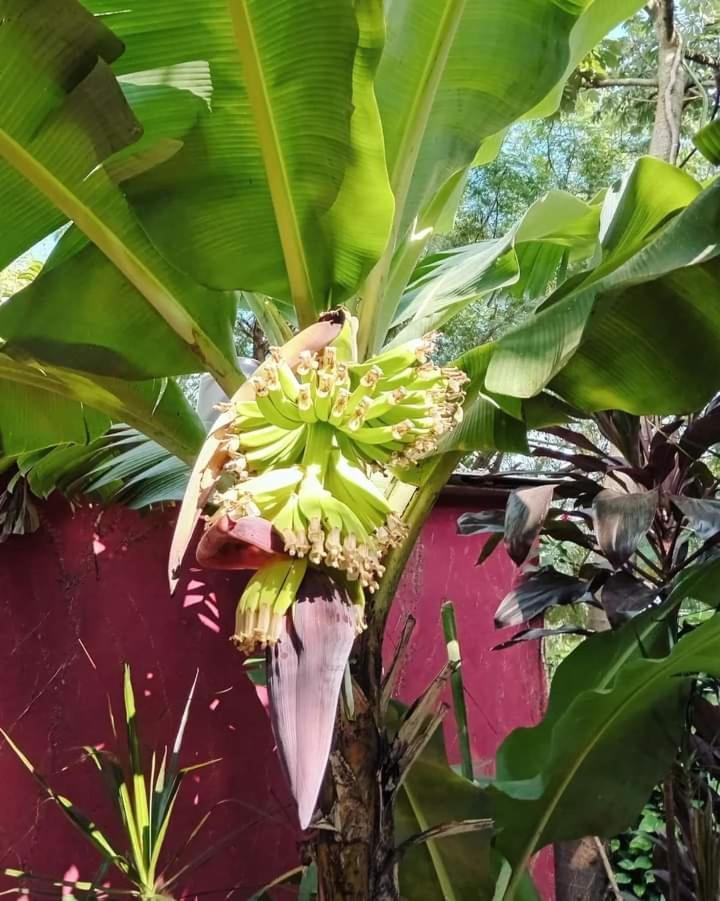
17 425 189 510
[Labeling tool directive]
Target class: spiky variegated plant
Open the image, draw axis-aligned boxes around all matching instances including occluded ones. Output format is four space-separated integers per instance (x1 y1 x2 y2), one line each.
1 667 222 901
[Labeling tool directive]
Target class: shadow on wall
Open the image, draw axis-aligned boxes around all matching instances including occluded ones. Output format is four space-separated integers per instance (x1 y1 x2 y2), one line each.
0 499 299 899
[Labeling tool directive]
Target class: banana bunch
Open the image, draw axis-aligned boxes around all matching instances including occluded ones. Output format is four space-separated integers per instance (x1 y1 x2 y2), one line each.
232 556 365 652
206 326 468 650
232 558 307 651
218 337 467 471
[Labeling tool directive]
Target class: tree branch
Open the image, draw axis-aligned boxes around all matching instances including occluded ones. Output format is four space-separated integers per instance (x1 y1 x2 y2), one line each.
653 0 675 41
586 77 658 88
593 837 623 901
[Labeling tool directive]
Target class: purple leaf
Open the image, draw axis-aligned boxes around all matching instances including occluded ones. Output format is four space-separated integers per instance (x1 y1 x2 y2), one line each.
504 485 554 565
691 695 720 747
493 624 592 651
266 571 357 829
539 426 616 458
531 446 610 473
591 488 658 567
598 572 659 627
594 411 641 467
645 439 678 487
680 406 720 463
494 566 591 627
457 509 505 535
672 495 720 541
476 532 503 566
543 516 594 549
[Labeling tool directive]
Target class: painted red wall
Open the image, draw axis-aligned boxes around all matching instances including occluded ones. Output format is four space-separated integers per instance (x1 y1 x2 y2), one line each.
0 493 552 899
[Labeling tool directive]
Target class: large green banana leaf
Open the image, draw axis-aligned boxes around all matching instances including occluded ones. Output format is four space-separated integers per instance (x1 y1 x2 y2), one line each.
379 0 641 242
357 0 645 356
0 0 240 389
486 157 720 414
445 345 532 455
0 356 203 462
72 0 395 326
387 191 601 348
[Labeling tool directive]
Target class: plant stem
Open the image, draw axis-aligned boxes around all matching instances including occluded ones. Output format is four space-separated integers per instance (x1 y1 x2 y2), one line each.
635 546 665 579
302 421 333 475
403 780 459 901
241 292 294 346
593 837 623 901
372 453 461 632
664 776 681 901
669 532 720 577
441 601 473 782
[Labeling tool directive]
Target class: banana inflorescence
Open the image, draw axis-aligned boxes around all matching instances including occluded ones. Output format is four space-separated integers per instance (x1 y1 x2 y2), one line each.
207 325 468 652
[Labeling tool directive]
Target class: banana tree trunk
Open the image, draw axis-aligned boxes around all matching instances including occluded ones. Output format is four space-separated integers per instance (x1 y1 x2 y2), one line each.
312 458 457 899
313 628 400 900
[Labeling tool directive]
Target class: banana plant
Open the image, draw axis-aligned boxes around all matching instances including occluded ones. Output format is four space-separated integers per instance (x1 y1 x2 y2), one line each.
6 1 720 898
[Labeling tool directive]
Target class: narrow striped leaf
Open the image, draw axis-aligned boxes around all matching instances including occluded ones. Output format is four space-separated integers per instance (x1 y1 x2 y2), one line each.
0 729 127 871
122 665 151 869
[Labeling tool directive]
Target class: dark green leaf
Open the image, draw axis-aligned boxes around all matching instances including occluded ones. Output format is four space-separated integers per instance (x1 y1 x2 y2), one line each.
490 559 720 888
693 119 720 165
390 704 495 901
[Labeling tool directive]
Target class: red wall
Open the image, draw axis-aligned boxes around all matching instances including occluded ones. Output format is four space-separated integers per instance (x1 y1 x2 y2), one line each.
0 493 551 899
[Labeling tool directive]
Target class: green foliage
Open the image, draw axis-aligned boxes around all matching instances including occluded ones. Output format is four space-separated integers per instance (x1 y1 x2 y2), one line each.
0 1 240 392
487 157 720 413
609 793 664 901
569 0 717 174
440 0 720 361
9 4 720 898
394 711 495 901
390 189 601 349
491 560 720 896
15 427 190 509
0 0 651 466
